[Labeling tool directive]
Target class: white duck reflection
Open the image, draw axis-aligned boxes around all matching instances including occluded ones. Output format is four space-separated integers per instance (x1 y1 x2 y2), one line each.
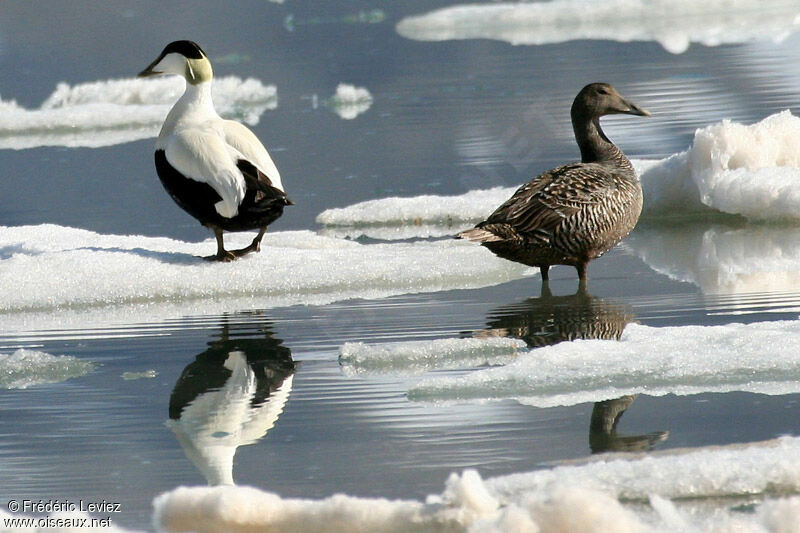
627 221 800 296
168 319 295 485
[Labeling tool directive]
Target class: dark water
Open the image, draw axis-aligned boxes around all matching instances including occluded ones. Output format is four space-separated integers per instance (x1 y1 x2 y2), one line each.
2 1 800 529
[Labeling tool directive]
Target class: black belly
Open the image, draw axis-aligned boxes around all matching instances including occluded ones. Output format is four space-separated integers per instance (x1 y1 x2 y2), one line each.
155 150 287 232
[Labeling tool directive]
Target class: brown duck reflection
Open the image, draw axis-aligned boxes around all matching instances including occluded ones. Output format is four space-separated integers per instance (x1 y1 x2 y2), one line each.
473 284 667 453
168 316 295 485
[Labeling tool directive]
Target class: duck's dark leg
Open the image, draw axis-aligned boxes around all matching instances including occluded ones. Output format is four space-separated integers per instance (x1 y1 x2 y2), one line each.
205 226 236 262
576 261 588 281
231 226 267 258
540 265 550 281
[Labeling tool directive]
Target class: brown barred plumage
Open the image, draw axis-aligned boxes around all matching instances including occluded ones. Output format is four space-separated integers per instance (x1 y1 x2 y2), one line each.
457 83 650 284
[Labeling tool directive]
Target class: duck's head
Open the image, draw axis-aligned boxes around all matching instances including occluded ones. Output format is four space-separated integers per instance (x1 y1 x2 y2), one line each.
138 40 212 85
572 83 650 121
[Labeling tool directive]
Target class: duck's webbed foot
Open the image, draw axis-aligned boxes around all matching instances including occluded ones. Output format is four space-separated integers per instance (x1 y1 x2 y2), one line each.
204 226 238 262
230 227 267 258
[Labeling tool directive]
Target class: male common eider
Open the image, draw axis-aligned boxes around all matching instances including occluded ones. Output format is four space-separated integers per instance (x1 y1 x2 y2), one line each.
457 83 649 284
139 40 291 261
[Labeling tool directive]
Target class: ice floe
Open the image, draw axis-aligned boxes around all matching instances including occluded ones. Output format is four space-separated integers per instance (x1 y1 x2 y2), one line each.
316 111 800 239
339 337 527 376
327 83 373 120
152 437 800 532
408 320 800 407
0 76 277 150
0 349 95 389
396 0 800 54
0 224 530 315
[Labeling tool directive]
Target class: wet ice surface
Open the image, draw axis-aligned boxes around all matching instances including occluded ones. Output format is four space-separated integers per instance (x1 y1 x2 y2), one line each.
3 1 800 532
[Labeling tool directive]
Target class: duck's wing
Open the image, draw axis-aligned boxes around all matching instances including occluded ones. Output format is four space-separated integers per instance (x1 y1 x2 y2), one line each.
162 127 246 219
484 163 614 236
220 120 284 193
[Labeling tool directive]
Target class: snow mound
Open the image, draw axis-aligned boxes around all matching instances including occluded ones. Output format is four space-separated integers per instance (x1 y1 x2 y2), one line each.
153 436 800 532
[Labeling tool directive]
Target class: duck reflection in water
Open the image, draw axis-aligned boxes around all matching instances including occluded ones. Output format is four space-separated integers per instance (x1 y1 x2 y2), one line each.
168 317 295 485
473 284 667 453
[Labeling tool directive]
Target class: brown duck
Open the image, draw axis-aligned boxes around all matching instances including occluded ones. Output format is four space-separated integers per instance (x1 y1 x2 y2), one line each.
458 83 650 284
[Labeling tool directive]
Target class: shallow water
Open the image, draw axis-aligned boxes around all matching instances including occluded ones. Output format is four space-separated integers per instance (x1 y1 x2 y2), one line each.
2 1 800 531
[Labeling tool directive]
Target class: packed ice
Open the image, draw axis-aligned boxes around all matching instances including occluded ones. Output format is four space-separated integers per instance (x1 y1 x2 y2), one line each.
316 111 800 239
151 437 800 532
396 0 800 54
339 337 527 376
328 83 373 120
0 224 530 314
0 76 277 150
408 321 800 407
0 349 95 389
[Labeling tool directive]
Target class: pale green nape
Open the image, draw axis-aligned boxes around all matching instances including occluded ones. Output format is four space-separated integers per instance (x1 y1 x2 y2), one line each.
185 57 213 85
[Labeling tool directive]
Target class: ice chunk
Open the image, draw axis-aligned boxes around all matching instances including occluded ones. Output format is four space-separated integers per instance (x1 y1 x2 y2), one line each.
339 337 527 376
315 186 515 232
396 0 800 54
0 76 277 149
328 83 373 120
0 225 530 314
152 437 800 532
0 349 95 389
409 321 800 407
641 110 800 220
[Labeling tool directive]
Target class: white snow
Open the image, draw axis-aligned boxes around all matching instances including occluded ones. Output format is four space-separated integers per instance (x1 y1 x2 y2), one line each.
328 83 373 120
152 437 800 532
0 76 277 150
396 0 800 54
0 349 95 389
408 321 800 407
0 224 530 314
339 337 527 376
316 111 800 238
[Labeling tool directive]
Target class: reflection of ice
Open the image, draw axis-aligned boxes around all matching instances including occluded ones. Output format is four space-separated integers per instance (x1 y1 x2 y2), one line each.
316 111 800 239
409 320 800 407
327 83 373 120
0 76 277 150
396 1 800 54
168 321 295 485
0 349 95 389
153 436 800 532
628 222 800 295
339 337 525 377
0 225 530 313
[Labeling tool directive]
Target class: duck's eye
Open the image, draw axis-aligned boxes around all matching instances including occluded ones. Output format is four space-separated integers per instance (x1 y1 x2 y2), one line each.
597 88 609 95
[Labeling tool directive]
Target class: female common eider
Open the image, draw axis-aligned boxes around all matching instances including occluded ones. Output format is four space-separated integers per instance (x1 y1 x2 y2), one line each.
458 83 649 284
139 40 291 261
